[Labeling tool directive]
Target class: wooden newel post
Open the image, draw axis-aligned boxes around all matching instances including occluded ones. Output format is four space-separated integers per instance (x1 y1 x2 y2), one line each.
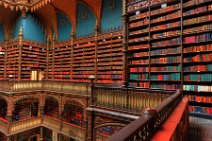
52 34 55 80
46 36 50 80
70 31 75 81
18 27 23 81
122 0 128 87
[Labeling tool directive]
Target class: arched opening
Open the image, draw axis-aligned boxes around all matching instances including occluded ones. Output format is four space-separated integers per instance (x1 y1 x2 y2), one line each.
0 132 6 141
95 124 124 141
0 97 7 119
12 98 39 121
44 96 59 118
63 101 84 126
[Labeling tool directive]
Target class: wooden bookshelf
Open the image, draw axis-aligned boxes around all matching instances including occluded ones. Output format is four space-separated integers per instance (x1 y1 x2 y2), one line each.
21 41 47 80
54 41 71 81
48 45 53 80
72 37 96 82
0 43 4 80
127 0 212 114
97 31 123 84
182 0 212 114
6 40 19 80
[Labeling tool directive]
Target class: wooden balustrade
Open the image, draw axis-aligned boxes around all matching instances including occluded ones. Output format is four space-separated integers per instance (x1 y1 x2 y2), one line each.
106 91 182 141
0 117 9 135
93 86 172 113
10 117 42 133
0 81 90 95
0 116 86 139
62 122 86 140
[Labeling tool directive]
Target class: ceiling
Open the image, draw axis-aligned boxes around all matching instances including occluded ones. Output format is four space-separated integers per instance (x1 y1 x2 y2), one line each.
0 0 104 39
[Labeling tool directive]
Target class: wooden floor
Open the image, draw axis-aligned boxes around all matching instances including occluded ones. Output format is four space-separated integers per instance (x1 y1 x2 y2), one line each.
189 116 212 141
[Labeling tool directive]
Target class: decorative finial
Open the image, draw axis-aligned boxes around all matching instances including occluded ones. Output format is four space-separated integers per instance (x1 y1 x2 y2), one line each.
19 26 23 37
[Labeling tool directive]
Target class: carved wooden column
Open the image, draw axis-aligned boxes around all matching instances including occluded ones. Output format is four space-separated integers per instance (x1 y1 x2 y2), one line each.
70 31 75 81
4 38 8 80
40 127 44 141
6 96 13 122
86 78 95 141
122 0 128 87
18 27 23 81
52 34 55 80
59 95 63 131
94 25 99 82
46 36 50 80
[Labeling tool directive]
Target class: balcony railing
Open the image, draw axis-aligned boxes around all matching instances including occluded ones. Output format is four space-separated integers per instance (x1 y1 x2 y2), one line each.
106 90 182 141
93 86 174 114
0 116 86 140
0 81 90 95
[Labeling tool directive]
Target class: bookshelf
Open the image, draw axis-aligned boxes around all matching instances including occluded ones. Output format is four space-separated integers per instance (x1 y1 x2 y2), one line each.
0 43 4 80
127 0 212 114
48 45 53 80
54 41 71 81
6 40 19 80
21 41 47 80
97 31 123 84
72 37 96 82
182 0 212 114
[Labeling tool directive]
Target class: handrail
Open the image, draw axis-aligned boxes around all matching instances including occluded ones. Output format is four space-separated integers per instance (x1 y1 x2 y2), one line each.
106 91 181 141
0 81 90 95
93 85 174 114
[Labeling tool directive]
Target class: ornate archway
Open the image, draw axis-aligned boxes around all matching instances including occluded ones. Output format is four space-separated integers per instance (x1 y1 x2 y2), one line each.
63 100 84 126
0 97 7 119
44 96 59 118
12 97 39 121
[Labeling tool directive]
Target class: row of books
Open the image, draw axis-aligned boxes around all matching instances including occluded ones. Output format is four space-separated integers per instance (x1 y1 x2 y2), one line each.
150 21 180 31
183 85 212 92
151 47 180 55
151 56 180 63
152 30 180 38
129 37 150 43
183 44 212 53
183 15 212 26
129 28 149 36
151 11 180 24
130 67 149 72
150 73 181 81
184 24 212 34
133 51 149 57
183 5 212 16
184 33 212 43
128 44 149 50
128 82 150 88
183 64 212 71
184 74 212 81
131 59 149 64
97 75 122 79
151 83 181 90
128 19 149 28
151 3 180 16
186 95 212 103
130 74 149 80
184 54 211 62
129 12 149 21
183 0 211 8
54 75 70 78
127 0 148 12
189 106 212 114
151 37 181 47
151 65 181 72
